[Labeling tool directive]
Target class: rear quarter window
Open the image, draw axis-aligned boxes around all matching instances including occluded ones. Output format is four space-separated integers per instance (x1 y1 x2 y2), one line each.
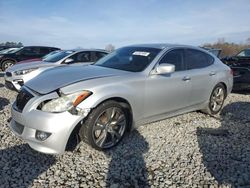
40 48 51 55
185 49 214 70
95 52 108 61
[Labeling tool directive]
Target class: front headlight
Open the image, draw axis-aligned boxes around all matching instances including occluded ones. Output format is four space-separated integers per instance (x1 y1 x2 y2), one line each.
41 90 92 113
15 68 38 75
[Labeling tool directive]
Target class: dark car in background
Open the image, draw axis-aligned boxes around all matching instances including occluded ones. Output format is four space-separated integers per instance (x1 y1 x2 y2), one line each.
221 49 250 90
0 46 12 51
0 46 60 71
16 50 61 65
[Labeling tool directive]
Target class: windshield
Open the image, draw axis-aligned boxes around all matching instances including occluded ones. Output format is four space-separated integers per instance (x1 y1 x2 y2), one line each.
237 49 250 57
0 47 21 54
94 47 161 72
43 50 75 63
42 50 61 60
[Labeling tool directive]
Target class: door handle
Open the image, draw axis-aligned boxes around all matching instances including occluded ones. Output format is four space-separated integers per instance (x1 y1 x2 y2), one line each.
182 76 191 81
209 71 216 76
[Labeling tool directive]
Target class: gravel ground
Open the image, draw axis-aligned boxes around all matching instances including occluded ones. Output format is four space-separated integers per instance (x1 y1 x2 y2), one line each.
0 73 250 188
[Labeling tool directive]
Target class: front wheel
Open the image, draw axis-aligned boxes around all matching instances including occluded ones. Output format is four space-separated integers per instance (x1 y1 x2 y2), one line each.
79 101 128 150
202 83 226 115
2 60 14 71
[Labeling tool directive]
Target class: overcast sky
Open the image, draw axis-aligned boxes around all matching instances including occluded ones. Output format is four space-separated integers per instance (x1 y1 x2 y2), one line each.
0 0 249 49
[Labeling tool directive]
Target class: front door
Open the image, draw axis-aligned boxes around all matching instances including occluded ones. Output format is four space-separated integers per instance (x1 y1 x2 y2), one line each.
144 49 192 118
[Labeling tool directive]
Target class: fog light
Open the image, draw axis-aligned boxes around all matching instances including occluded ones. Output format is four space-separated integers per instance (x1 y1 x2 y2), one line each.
35 130 51 141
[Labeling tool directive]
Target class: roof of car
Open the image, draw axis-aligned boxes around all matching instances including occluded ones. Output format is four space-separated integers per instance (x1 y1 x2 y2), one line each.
127 43 199 50
66 49 108 53
24 46 60 49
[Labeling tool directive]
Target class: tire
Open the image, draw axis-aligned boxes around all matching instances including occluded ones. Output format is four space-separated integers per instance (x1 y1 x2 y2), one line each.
1 60 15 71
202 83 226 115
79 100 129 150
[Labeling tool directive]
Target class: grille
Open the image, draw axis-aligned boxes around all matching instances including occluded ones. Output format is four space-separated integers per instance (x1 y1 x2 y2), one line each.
15 88 34 112
5 72 12 77
12 121 24 135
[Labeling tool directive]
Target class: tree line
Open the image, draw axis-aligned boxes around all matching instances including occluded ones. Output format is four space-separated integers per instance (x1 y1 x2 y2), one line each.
2 39 250 57
0 42 23 47
203 38 250 57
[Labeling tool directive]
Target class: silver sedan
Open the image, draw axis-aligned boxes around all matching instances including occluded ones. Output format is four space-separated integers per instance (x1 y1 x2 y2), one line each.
10 44 233 154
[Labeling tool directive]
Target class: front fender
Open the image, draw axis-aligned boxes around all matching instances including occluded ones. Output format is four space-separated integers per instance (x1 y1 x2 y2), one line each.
76 84 145 124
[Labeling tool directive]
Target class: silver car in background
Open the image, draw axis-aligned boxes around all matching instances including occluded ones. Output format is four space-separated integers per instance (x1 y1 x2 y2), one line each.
4 49 108 91
10 44 233 154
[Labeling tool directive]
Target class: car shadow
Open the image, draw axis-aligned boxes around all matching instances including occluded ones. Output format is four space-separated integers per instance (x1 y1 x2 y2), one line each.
0 144 56 187
0 97 9 111
105 130 150 187
197 102 250 186
232 89 250 95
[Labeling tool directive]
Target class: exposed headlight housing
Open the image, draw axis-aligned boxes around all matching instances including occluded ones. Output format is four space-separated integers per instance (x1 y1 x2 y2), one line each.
14 68 38 75
41 90 92 113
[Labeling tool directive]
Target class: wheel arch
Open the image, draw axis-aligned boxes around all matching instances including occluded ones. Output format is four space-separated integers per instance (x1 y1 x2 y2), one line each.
65 96 134 151
217 82 228 96
0 58 17 70
97 97 134 131
1 58 17 64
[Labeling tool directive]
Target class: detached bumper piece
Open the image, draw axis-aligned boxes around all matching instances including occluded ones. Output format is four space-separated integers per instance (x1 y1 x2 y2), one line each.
5 80 18 91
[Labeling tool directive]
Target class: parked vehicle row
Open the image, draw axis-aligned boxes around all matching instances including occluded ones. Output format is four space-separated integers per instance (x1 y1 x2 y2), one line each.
8 44 233 154
0 46 60 71
4 49 108 91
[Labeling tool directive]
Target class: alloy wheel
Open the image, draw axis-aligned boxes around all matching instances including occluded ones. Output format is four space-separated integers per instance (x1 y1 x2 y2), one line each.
3 61 13 71
210 87 225 112
92 107 126 149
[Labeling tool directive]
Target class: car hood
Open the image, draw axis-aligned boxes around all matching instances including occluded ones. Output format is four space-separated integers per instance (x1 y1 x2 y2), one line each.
25 65 127 94
7 61 56 72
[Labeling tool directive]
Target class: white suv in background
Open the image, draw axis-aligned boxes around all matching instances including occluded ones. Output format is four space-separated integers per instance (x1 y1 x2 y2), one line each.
4 49 108 91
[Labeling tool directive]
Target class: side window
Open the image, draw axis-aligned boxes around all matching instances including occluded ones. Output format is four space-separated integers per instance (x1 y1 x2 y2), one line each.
21 47 40 56
159 49 184 71
185 49 214 70
40 48 51 55
70 51 91 63
95 52 108 61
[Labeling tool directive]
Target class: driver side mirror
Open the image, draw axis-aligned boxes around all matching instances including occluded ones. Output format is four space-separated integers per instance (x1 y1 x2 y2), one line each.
64 58 74 64
151 63 175 75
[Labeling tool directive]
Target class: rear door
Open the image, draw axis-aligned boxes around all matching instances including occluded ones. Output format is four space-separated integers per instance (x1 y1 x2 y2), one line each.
93 51 108 62
17 47 41 61
65 51 92 64
40 47 52 57
184 49 217 105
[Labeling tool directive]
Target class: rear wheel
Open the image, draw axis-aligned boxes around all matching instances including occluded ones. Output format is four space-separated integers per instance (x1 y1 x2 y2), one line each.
79 101 128 150
2 60 14 71
202 83 226 115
